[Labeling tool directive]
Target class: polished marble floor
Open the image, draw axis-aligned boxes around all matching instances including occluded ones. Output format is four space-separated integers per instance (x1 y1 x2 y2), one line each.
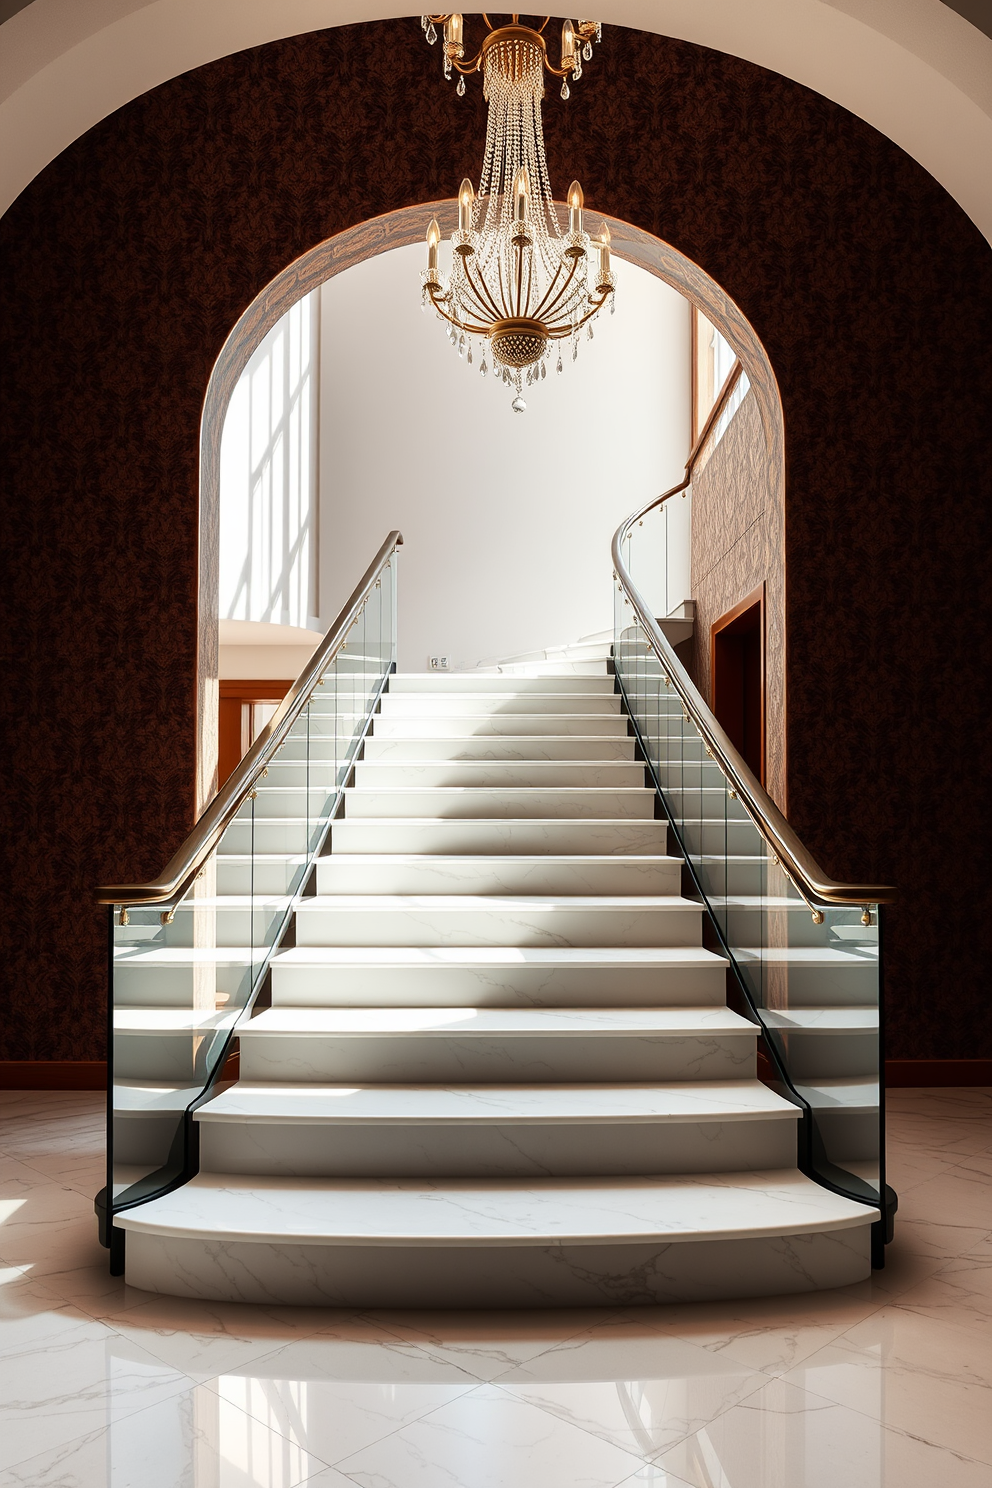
0 1087 989 1487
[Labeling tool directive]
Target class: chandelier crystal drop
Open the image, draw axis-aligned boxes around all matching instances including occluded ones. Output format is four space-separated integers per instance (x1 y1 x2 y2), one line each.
420 15 615 408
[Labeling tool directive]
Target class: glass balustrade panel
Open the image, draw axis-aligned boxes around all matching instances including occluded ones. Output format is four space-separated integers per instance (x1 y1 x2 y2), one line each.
110 547 398 1224
615 528 881 1206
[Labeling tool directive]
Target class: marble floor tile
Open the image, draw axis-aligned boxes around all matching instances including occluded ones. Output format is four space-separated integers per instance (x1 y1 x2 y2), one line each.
636 1290 876 1375
298 1472 371 1488
893 1164 992 1229
102 1293 351 1380
883 1142 962 1193
0 1311 197 1473
495 1327 767 1458
224 1320 488 1387
208 1361 477 1466
889 1255 992 1325
779 1306 992 1465
361 1306 625 1381
645 1375 991 1488
334 1382 648 1488
1 1380 333 1487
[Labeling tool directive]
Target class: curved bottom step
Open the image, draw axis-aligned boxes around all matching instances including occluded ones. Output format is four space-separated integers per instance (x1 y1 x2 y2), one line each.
118 1169 875 1307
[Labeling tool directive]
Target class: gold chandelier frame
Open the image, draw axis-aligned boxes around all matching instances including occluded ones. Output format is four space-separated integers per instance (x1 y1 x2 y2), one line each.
423 14 602 82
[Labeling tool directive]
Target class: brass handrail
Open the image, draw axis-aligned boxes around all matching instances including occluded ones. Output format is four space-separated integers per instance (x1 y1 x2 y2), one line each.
96 531 403 907
613 371 894 909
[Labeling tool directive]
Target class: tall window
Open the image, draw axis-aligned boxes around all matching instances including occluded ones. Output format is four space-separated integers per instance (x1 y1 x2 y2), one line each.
219 293 319 627
692 307 737 444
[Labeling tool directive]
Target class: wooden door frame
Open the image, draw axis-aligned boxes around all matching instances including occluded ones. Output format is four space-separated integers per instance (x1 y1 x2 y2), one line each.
710 583 766 785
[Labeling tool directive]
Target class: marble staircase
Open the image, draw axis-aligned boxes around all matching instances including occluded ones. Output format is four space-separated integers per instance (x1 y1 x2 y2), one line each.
117 667 877 1305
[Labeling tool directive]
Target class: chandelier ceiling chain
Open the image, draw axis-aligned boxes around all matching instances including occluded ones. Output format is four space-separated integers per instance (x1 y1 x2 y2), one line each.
419 15 614 411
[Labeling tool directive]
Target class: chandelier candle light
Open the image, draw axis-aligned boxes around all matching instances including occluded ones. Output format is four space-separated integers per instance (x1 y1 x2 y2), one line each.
420 14 615 411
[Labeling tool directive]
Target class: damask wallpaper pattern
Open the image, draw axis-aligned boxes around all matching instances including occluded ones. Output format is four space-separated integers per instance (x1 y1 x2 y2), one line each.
690 391 786 809
1 22 990 1061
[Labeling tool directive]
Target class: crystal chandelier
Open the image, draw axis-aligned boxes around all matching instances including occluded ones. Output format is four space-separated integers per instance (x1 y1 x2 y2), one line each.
420 14 615 411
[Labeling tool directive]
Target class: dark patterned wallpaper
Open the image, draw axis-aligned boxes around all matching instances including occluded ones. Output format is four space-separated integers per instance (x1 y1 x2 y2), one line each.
1 23 990 1062
690 391 787 811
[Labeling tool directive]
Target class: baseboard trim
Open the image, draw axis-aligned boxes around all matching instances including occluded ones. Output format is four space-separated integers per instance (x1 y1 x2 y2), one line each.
1 1061 107 1090
886 1059 992 1088
1 1052 240 1092
3 1056 987 1093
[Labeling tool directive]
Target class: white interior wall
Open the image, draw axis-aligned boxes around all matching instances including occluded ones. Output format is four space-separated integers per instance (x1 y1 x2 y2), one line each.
319 242 691 671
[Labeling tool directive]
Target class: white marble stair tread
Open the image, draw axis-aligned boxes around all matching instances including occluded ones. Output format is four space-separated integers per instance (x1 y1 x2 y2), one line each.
114 946 259 966
194 1078 796 1125
762 1008 879 1032
735 946 879 967
389 678 615 694
315 853 679 895
215 852 307 866
116 1168 875 1245
362 736 636 759
379 692 621 709
239 1006 756 1038
149 894 291 912
270 944 727 969
113 1080 202 1114
353 761 645 785
329 817 667 845
373 711 629 728
114 1009 234 1032
297 892 697 909
709 894 830 911
343 787 656 819
794 1076 880 1112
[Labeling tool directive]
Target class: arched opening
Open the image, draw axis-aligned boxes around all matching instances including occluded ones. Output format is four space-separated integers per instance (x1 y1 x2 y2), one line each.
197 202 785 808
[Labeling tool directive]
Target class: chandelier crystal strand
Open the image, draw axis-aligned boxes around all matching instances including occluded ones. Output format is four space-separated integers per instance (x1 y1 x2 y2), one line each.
420 16 614 409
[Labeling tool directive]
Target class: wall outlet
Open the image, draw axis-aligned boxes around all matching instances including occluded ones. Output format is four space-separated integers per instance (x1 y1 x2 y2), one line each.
428 655 450 670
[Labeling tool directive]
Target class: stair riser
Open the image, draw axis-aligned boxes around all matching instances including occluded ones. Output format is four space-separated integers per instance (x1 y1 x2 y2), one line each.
379 696 622 716
353 763 647 788
114 1034 206 1081
217 820 321 854
772 1033 880 1080
256 763 352 788
275 740 360 761
269 962 727 1007
816 1111 881 1164
293 905 702 949
328 820 668 855
663 791 751 821
198 1114 797 1179
699 860 768 896
371 715 630 737
238 1032 756 1084
154 912 285 949
391 677 616 694
761 968 879 1007
363 737 637 760
690 822 766 854
113 1114 178 1168
216 859 307 895
250 789 338 819
113 963 254 1007
314 858 680 896
724 909 839 949
123 1227 872 1306
343 789 656 819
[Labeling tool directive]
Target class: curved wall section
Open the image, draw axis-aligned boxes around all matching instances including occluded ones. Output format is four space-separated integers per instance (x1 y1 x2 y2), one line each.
2 1 992 239
1 22 990 1067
